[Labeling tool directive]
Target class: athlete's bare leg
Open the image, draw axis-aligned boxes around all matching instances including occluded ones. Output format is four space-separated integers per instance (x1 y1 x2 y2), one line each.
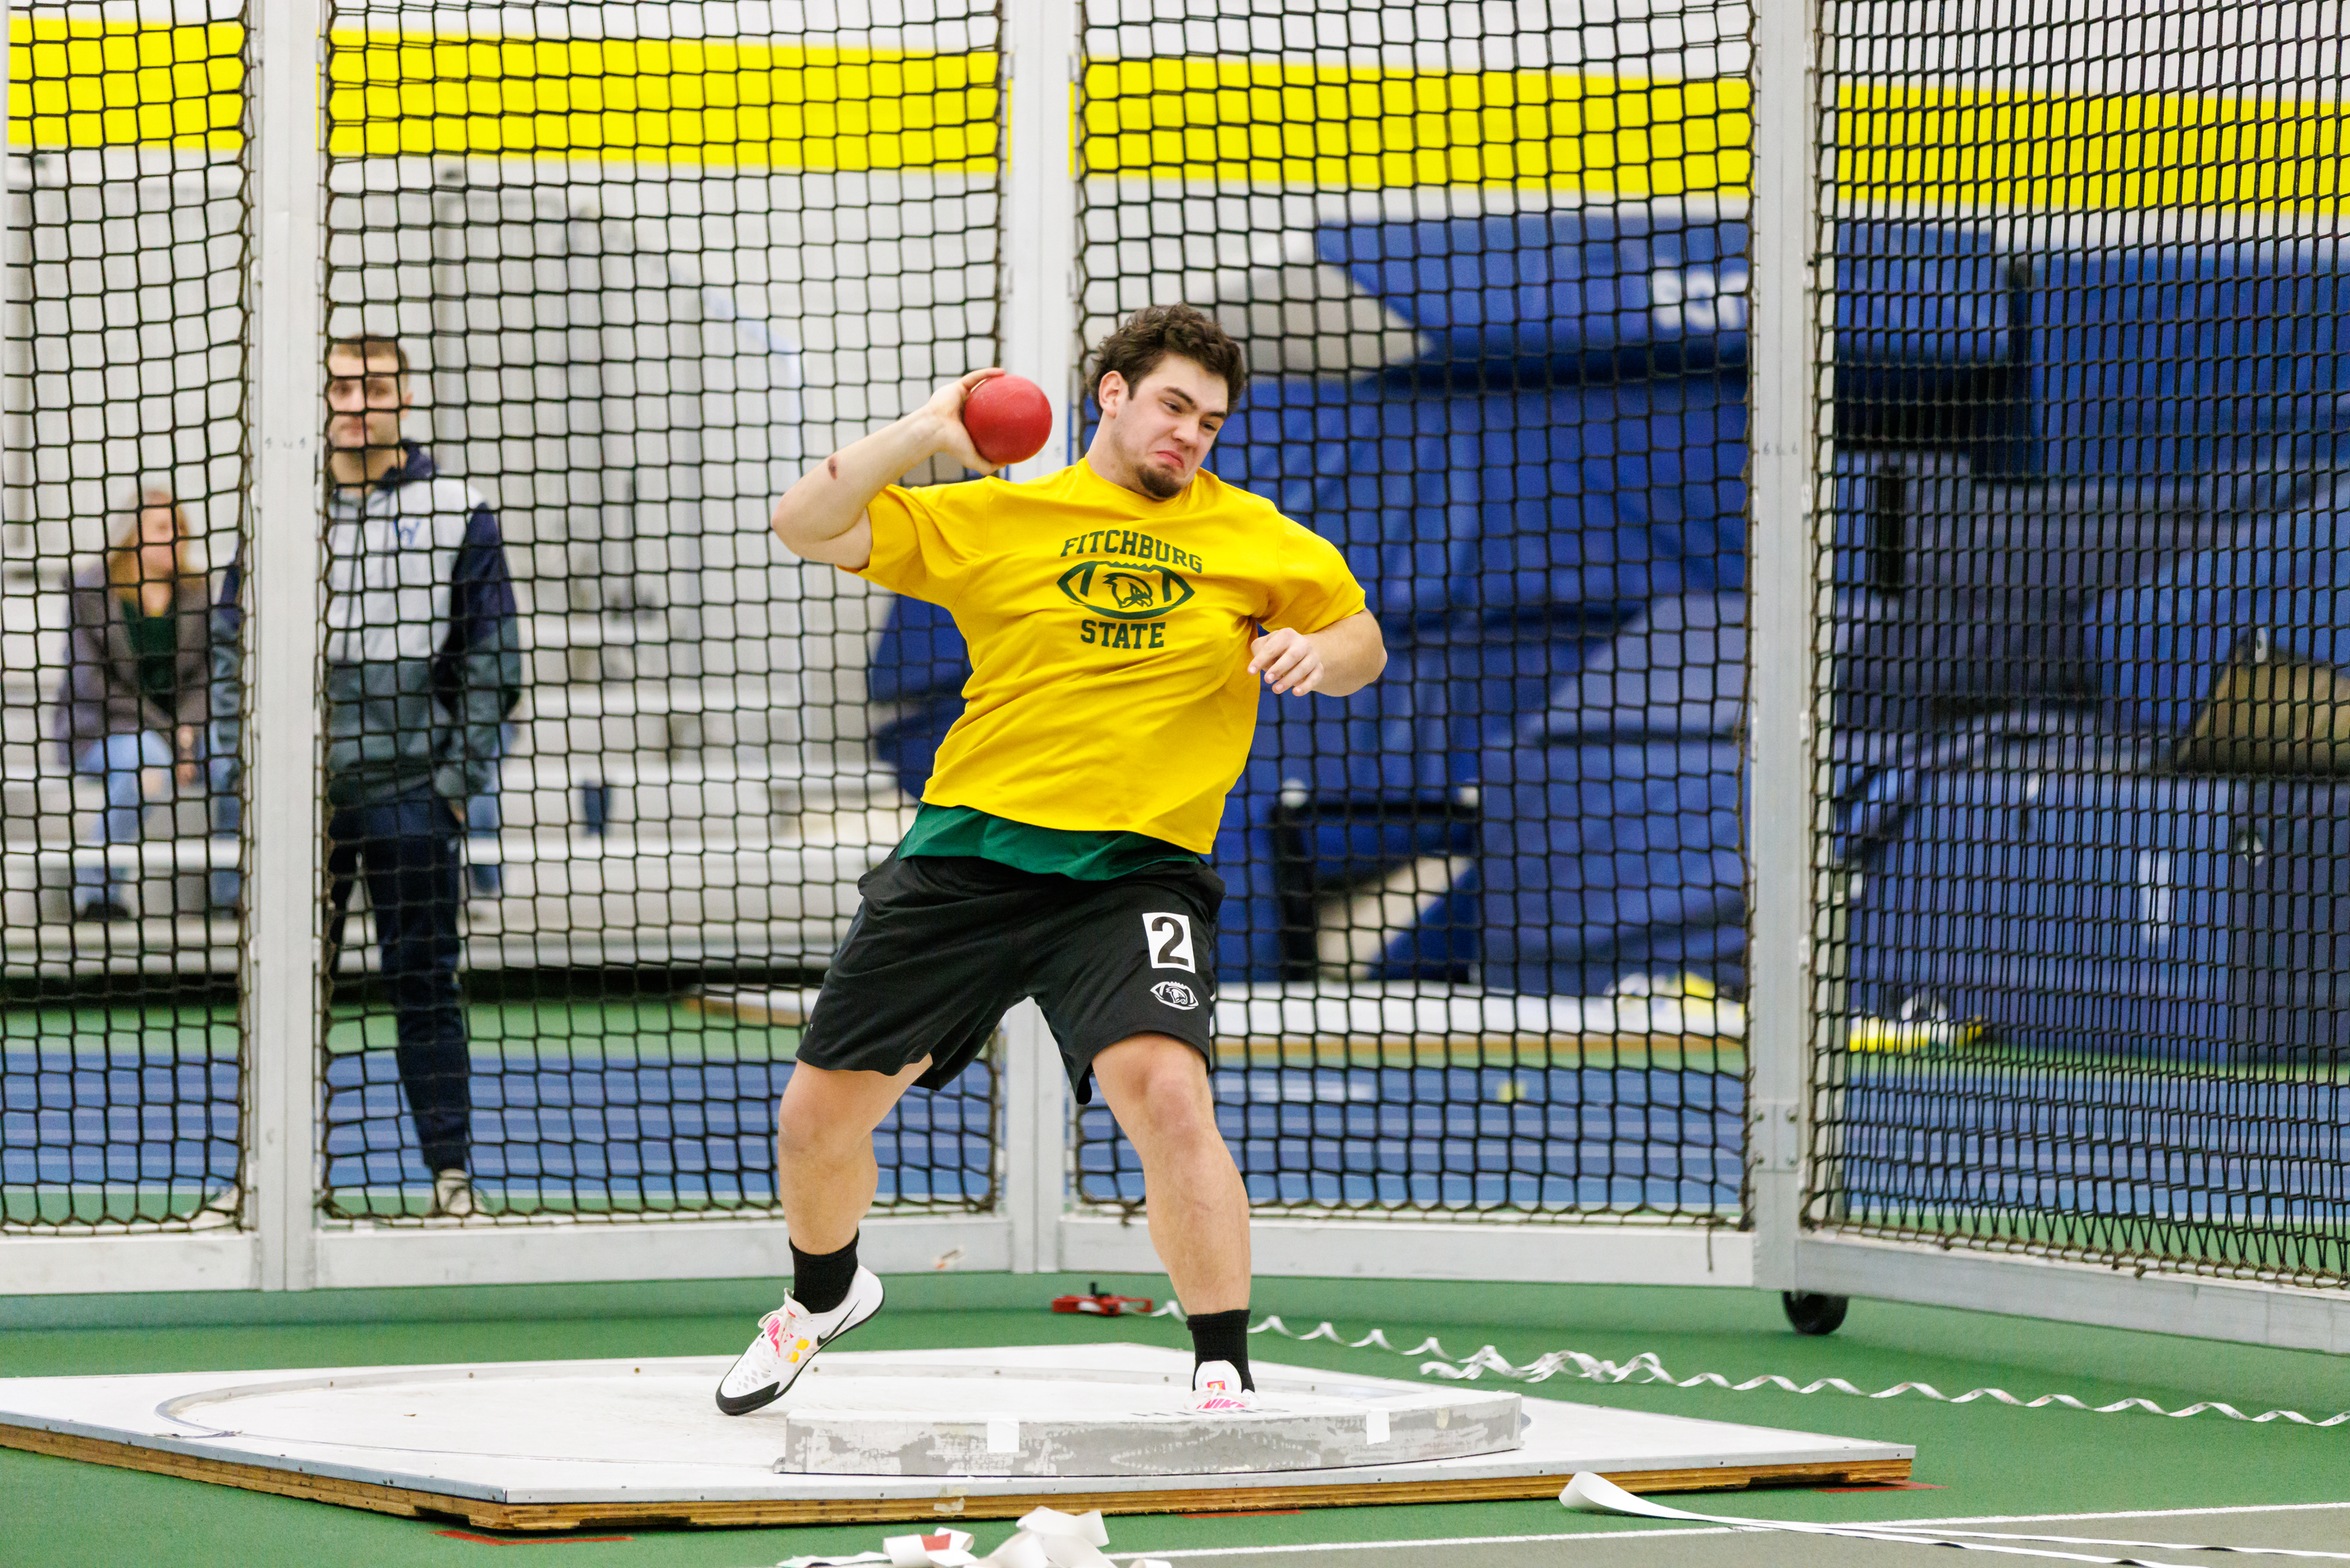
776 1057 931 1253
1093 1033 1250 1313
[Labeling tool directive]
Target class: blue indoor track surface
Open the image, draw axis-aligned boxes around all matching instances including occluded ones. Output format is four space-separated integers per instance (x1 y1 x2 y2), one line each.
317 1050 997 1210
1833 1060 2350 1226
15 1038 2345 1226
0 1047 240 1193
1090 1062 1746 1214
4 1044 1742 1217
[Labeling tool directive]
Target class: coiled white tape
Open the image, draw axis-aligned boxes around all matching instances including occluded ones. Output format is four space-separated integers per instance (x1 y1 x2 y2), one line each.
1145 1306 2350 1429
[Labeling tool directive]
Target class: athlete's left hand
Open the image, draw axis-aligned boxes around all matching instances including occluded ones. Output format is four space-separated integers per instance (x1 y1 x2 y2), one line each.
1248 627 1326 696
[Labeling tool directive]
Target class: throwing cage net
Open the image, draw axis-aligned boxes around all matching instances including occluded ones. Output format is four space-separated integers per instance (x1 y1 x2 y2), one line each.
309 0 1004 1221
10 2 2345 1315
1806 2 2350 1288
0 2 252 1231
1063 1 1755 1222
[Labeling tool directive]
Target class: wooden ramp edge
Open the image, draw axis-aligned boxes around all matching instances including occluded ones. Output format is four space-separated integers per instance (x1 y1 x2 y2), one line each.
0 1420 1909 1532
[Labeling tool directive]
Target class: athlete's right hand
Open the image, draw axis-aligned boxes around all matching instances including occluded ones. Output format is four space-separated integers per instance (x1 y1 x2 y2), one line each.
919 368 1007 474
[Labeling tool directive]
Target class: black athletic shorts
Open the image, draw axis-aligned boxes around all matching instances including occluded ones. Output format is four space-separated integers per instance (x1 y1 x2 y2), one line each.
796 852 1223 1102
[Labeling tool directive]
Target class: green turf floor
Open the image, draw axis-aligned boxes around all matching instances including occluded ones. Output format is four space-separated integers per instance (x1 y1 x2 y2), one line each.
4 1276 2349 1567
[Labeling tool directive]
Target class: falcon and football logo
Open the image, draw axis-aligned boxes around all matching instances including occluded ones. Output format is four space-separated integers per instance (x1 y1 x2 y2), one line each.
1057 560 1195 620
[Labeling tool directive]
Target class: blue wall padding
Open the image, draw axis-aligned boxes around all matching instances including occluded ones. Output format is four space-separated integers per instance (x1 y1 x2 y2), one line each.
1215 658 1480 981
1374 862 1483 982
1210 799 1285 980
1315 211 2011 379
1834 222 2016 369
1480 594 1749 995
1479 737 1748 996
1246 651 1458 799
868 595 968 705
1521 590 1748 743
871 694 962 798
868 595 971 797
1211 374 1748 626
1317 209 1752 375
1845 746 2350 1056
2093 484 2350 734
1214 621 1617 980
1243 618 1624 791
2030 244 2350 481
1208 380 1474 624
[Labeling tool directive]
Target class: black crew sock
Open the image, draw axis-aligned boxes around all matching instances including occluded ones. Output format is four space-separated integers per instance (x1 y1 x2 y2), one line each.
1187 1307 1255 1390
789 1233 859 1315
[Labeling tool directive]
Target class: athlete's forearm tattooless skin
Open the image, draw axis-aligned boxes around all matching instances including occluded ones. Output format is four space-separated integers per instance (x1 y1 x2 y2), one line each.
769 368 1003 570
1250 609 1387 699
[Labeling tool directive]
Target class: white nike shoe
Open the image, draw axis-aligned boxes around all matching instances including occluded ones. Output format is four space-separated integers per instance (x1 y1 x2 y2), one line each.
715 1266 885 1416
1189 1359 1258 1414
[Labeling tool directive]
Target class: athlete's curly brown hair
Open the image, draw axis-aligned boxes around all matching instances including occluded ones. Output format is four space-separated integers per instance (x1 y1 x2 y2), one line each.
1088 304 1248 410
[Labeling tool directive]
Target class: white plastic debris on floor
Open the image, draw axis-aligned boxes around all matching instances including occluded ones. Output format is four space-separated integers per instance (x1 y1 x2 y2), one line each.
777 1505 1172 1568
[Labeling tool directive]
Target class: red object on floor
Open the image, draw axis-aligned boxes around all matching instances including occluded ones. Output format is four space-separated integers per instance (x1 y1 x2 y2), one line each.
1050 1281 1156 1316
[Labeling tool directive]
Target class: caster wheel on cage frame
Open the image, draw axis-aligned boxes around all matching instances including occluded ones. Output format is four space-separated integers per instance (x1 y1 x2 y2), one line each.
1782 1291 1850 1336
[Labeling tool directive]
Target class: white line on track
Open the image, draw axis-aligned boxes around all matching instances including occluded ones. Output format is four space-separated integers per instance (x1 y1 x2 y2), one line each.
1109 1529 1741 1560
1106 1499 2350 1560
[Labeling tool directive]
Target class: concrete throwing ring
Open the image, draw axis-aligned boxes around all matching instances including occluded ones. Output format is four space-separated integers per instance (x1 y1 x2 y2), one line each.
765 1359 1523 1476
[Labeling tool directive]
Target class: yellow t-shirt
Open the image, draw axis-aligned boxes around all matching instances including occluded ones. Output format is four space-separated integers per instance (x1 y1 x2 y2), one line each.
854 460 1368 852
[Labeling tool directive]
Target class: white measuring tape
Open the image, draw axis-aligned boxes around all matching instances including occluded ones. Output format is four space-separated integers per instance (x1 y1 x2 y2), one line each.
1168 1309 2350 1428
1564 1471 2350 1566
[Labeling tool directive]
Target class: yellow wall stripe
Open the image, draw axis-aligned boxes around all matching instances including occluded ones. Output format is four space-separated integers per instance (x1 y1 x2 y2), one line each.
323 33 1000 168
5 20 1006 170
1839 83 2347 214
8 20 2345 212
1079 57 1750 197
10 18 245 151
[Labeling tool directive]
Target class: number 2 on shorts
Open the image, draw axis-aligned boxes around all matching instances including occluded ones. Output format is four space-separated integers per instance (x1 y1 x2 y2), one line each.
1142 912 1195 971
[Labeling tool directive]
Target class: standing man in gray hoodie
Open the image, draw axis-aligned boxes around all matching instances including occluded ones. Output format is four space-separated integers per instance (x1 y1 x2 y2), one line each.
216 334 521 1217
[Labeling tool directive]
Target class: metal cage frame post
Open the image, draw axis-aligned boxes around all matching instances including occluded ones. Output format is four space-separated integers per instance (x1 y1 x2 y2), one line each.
997 0 1081 1275
1746 0 1825 1296
0 0 262 1295
1001 0 1081 486
248 0 328 1294
999 1002 1064 1275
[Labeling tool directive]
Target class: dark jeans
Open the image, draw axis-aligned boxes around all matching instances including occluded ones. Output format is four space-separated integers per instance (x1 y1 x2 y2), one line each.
327 790 471 1176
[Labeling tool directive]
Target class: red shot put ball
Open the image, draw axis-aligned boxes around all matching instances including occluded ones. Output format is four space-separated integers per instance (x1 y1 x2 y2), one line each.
961 374 1053 466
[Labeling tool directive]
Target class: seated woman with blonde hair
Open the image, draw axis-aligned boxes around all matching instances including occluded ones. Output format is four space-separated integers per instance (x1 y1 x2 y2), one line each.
50 489 221 921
